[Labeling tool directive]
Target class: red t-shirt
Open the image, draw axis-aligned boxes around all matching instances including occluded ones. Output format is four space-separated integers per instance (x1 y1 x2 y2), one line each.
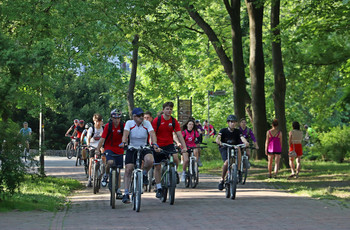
152 116 181 147
101 122 124 154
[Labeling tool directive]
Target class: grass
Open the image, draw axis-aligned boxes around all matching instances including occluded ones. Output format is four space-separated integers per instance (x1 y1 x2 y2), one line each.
200 159 350 205
0 174 83 212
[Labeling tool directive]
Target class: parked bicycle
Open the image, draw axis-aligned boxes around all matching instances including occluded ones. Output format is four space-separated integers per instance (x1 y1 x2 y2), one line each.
221 143 246 200
128 145 152 212
185 145 207 188
159 149 178 205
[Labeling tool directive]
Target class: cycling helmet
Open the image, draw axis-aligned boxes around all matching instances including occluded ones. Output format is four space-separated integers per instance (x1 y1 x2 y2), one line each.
111 109 122 118
85 122 93 129
79 120 85 124
227 115 237 122
74 119 79 123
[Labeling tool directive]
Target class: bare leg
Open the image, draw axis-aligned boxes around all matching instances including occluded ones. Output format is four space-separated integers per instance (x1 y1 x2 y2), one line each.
154 164 162 184
274 154 281 176
289 157 295 175
296 156 301 175
221 160 228 181
124 164 133 191
268 155 273 176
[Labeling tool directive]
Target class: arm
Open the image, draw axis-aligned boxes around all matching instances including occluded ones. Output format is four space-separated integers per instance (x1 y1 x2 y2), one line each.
175 131 187 153
119 130 130 148
173 132 181 147
288 131 292 146
65 127 73 136
216 134 222 145
265 131 269 155
249 129 259 149
96 138 105 153
240 136 249 146
149 130 160 152
279 132 283 149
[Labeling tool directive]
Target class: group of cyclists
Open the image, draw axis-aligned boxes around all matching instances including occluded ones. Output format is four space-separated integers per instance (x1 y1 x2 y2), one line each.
65 101 259 205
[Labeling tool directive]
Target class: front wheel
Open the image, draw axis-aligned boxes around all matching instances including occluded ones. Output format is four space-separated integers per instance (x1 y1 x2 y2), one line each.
160 166 168 203
66 142 73 159
230 165 238 200
93 163 98 194
135 172 142 212
190 161 198 188
242 159 248 185
111 170 116 209
168 166 176 205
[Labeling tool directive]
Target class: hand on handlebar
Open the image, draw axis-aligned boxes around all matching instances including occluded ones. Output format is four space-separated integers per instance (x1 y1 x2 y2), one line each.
119 142 127 148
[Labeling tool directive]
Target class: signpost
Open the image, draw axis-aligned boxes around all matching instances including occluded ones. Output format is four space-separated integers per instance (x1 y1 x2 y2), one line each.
177 97 192 128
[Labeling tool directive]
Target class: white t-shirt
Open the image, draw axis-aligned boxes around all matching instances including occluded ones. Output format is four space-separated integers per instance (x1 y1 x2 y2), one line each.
124 120 153 148
87 126 104 148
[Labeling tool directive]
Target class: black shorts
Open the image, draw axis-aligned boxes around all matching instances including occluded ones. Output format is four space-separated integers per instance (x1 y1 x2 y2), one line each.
88 148 96 158
125 148 153 165
154 144 177 164
219 146 229 162
267 152 281 155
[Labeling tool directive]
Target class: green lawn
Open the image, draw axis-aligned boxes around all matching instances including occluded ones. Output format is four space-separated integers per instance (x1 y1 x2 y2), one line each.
200 159 350 205
0 174 83 212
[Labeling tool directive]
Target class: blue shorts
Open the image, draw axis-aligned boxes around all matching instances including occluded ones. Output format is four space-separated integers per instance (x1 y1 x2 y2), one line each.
105 150 124 168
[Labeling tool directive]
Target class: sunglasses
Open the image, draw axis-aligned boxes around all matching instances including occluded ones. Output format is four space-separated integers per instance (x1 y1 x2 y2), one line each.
136 114 144 118
228 120 237 123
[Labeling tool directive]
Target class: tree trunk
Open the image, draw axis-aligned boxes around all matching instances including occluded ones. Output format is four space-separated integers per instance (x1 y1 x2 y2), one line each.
187 4 249 120
127 34 139 119
271 0 288 166
245 0 267 159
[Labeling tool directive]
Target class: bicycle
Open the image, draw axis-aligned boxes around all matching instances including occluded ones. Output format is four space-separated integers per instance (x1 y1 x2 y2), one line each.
89 146 104 194
83 145 90 177
239 146 254 185
109 154 124 209
221 143 246 200
75 141 83 166
65 136 76 159
128 145 152 212
159 149 178 205
185 145 207 188
145 166 155 192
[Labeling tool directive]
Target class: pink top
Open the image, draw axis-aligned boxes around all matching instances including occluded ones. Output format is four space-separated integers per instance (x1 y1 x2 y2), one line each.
268 130 282 153
182 129 199 148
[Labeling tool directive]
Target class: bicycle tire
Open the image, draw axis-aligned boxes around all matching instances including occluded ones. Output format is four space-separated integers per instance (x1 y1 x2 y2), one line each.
135 171 142 212
160 166 168 203
190 161 198 188
111 169 116 209
242 159 248 185
169 166 176 205
185 168 190 188
97 163 102 193
230 164 238 200
147 167 154 192
66 142 73 159
75 148 81 166
93 163 98 194
131 174 136 210
225 176 230 198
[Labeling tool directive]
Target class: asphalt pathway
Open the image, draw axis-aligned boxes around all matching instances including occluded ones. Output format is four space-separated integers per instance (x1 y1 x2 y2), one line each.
0 156 349 230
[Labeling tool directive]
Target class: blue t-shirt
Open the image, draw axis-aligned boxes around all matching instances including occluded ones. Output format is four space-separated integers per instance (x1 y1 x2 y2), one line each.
20 127 32 140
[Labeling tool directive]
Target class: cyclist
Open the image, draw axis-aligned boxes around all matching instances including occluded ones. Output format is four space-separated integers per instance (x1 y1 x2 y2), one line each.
119 108 160 203
239 118 259 166
195 119 204 167
181 119 200 182
152 102 187 199
72 120 85 151
81 122 93 166
19 122 32 151
86 114 104 187
216 115 248 190
203 120 215 137
65 119 79 137
304 124 317 146
96 109 124 198
143 111 153 123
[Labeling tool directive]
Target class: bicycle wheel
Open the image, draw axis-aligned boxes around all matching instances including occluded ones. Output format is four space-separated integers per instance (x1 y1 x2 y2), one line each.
160 166 168 203
75 148 81 166
93 163 98 194
135 171 142 212
111 169 116 209
230 164 238 200
147 167 154 192
225 175 230 198
97 163 101 193
190 161 198 188
131 174 136 210
242 159 248 185
185 168 190 188
168 166 176 205
66 142 73 159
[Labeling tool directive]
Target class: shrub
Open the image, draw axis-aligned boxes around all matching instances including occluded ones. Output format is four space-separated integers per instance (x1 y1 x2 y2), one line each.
201 137 220 161
316 126 350 163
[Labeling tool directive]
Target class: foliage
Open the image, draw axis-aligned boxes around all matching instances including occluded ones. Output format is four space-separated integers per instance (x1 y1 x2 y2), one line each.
0 120 26 197
200 137 219 161
313 126 350 163
0 174 83 212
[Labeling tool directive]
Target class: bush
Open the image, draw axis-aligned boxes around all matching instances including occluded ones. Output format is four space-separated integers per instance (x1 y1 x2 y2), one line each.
315 126 350 163
201 137 220 161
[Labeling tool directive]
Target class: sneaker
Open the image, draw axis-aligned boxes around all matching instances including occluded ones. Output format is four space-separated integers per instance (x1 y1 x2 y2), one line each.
156 188 163 198
101 175 108 187
122 194 130 204
181 173 186 182
218 180 224 191
143 174 149 185
198 159 203 167
86 180 92 187
176 172 180 184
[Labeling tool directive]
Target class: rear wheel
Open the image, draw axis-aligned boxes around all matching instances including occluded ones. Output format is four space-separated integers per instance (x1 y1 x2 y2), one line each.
169 166 176 205
147 167 154 192
93 163 98 194
225 175 230 198
230 165 238 200
111 170 116 209
190 161 198 188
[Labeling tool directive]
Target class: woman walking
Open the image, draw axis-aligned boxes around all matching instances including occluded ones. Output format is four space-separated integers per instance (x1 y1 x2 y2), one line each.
265 119 282 178
288 121 303 178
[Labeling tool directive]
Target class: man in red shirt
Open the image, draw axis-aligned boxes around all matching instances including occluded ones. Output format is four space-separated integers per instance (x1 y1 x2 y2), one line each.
97 109 124 196
152 102 187 199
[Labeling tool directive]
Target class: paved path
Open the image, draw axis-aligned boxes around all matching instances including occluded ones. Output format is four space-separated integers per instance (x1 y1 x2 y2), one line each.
0 156 349 230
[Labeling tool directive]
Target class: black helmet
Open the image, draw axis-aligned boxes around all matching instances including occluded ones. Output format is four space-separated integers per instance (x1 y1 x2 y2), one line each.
85 122 93 129
227 115 237 122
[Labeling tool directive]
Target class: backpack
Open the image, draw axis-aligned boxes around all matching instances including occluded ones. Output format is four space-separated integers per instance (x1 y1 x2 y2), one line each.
156 115 176 133
104 119 124 147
